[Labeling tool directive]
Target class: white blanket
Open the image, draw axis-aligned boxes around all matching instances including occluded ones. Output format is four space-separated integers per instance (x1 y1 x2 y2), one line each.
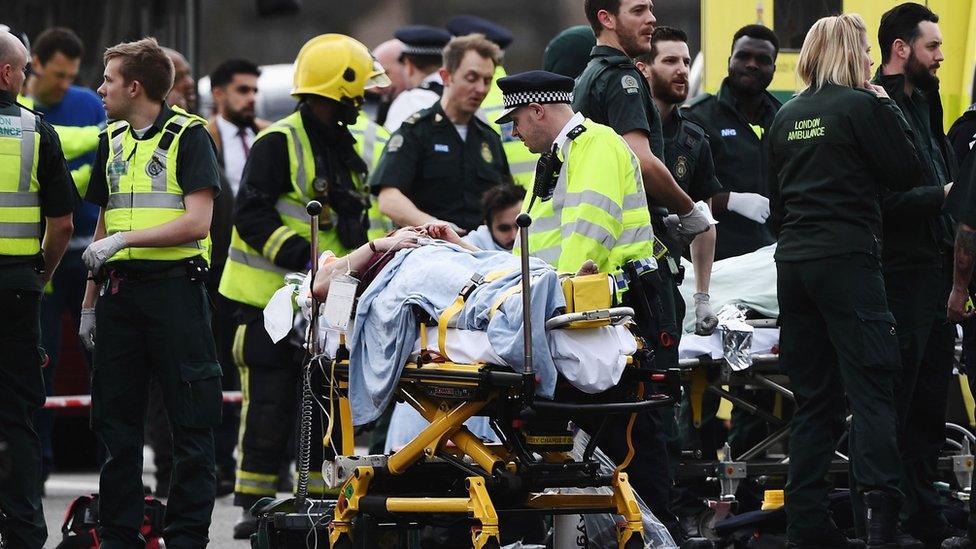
414 324 636 394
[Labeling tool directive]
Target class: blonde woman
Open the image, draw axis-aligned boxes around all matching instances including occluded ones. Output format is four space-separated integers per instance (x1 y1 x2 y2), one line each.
766 14 923 549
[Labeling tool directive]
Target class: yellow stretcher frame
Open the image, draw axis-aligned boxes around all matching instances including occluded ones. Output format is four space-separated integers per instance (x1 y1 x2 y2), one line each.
322 342 675 548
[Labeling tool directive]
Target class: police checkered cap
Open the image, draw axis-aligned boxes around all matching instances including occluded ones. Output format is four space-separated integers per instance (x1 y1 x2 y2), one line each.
401 45 444 57
395 25 451 59
494 70 575 124
503 90 573 109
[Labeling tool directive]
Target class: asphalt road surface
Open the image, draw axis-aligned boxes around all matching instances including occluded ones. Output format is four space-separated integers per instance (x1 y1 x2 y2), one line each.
42 448 296 549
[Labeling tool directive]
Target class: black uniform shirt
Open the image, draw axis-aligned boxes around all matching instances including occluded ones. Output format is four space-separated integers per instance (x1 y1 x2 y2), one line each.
945 106 976 226
573 45 664 159
0 90 77 291
873 70 956 272
662 109 722 203
87 102 220 272
683 77 781 260
659 108 722 258
768 84 921 262
368 101 511 232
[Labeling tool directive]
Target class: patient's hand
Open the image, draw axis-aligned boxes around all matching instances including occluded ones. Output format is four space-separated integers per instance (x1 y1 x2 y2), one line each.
576 260 599 276
374 227 422 253
421 222 465 246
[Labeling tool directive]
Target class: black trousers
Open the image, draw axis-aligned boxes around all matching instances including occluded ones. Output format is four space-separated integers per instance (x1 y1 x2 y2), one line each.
0 289 47 549
601 266 681 537
885 268 955 536
233 315 339 508
92 276 220 549
778 254 902 544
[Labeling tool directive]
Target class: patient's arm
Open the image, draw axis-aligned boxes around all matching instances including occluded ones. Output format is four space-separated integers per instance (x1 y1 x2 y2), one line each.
312 227 421 298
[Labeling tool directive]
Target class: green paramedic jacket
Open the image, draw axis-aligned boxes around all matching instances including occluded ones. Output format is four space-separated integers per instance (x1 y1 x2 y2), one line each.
768 83 922 262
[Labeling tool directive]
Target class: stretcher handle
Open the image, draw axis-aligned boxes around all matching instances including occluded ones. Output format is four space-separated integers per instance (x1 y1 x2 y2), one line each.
517 213 533 378
307 200 322 356
530 394 674 415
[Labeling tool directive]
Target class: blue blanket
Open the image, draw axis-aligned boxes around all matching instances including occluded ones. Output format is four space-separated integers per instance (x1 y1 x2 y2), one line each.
348 242 566 425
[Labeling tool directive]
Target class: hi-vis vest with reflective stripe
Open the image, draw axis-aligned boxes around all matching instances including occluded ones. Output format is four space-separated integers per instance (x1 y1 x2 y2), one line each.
518 118 653 276
348 112 395 240
0 103 41 256
219 111 367 309
477 65 538 189
103 107 211 264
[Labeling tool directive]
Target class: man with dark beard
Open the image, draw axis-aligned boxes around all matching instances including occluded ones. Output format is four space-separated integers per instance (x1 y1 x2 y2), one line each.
869 4 960 547
636 26 720 337
205 58 271 497
636 29 723 531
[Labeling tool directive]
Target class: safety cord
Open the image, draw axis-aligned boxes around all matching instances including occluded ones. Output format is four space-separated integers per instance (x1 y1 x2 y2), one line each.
295 357 315 503
615 382 645 473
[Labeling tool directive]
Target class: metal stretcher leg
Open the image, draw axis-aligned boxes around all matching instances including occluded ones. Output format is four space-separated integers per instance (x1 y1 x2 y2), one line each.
388 387 503 476
613 471 646 548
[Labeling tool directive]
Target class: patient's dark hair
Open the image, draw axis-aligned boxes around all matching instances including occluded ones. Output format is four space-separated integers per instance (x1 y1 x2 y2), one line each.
482 184 526 224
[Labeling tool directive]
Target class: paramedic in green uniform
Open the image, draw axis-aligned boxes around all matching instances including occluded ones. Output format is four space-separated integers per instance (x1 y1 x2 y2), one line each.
79 38 221 548
767 15 921 549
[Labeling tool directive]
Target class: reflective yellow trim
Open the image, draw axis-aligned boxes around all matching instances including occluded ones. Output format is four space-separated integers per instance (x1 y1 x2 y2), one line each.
234 324 250 476
235 470 278 496
262 225 297 263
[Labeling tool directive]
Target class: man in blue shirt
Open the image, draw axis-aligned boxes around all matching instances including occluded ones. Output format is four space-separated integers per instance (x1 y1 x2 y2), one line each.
25 26 105 480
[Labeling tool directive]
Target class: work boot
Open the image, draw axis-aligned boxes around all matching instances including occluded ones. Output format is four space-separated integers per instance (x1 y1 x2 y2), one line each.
908 524 966 549
864 491 924 548
943 536 976 549
233 508 258 540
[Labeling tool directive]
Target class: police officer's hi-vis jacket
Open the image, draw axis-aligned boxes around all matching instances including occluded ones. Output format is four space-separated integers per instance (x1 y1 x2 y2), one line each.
520 114 654 278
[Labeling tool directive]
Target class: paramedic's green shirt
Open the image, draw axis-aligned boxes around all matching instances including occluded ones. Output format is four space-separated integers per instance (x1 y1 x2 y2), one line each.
573 45 664 159
768 84 921 262
683 78 780 259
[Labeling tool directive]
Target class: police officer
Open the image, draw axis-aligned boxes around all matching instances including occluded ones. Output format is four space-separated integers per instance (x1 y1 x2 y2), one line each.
78 37 221 548
942 103 976 549
372 33 510 234
448 15 538 189
0 30 75 549
498 69 684 544
684 24 781 261
766 14 921 548
383 25 451 133
217 34 389 538
870 5 960 546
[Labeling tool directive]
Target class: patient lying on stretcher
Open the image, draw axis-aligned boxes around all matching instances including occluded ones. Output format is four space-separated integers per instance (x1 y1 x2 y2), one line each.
304 222 636 430
310 223 597 300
